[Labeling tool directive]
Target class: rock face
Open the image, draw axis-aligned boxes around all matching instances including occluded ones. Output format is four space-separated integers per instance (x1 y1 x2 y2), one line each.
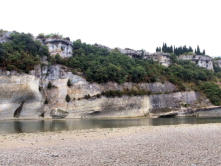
0 73 44 119
179 54 214 70
0 31 11 43
213 59 221 69
0 65 212 119
149 91 207 116
146 52 171 67
50 108 69 119
66 96 151 118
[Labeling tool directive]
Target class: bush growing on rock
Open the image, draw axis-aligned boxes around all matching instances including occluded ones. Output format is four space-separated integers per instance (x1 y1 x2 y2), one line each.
101 89 151 98
65 94 71 103
101 90 123 98
96 94 101 98
84 94 91 99
47 82 53 89
44 98 49 104
67 79 72 87
199 82 221 105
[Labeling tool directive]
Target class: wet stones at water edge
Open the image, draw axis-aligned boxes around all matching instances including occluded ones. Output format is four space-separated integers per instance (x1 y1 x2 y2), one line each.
50 109 69 119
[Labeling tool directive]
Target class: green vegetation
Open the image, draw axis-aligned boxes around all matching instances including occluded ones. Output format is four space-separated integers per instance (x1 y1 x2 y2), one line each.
165 60 215 91
213 59 221 79
156 43 205 56
195 45 206 55
37 33 65 40
0 31 49 72
54 40 215 87
167 60 214 82
55 40 166 83
199 82 221 105
101 89 151 98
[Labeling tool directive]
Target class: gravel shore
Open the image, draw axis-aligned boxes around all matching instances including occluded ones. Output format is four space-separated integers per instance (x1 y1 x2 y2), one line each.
1 124 221 166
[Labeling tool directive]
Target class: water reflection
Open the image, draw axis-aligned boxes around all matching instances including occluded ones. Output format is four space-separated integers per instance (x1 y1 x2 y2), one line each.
13 121 23 133
0 117 221 134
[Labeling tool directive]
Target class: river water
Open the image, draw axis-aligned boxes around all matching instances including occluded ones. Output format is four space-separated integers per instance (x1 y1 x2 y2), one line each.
0 117 221 134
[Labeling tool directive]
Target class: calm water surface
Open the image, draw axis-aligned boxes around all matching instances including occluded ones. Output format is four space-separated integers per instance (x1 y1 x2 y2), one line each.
0 117 221 134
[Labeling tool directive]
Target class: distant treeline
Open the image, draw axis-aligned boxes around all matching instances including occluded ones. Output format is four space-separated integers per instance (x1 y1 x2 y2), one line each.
156 43 206 56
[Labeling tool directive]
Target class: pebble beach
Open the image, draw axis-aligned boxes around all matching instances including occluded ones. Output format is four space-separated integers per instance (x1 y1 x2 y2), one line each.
1 124 221 166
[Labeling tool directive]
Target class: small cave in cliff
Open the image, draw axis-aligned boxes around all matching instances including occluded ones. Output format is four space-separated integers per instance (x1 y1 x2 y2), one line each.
13 101 25 118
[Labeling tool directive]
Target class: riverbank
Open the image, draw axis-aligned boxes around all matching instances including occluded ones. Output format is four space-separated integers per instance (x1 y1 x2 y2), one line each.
1 124 221 166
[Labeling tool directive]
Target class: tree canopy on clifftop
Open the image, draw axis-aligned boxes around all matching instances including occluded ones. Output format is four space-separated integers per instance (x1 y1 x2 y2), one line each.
0 31 49 72
156 43 206 56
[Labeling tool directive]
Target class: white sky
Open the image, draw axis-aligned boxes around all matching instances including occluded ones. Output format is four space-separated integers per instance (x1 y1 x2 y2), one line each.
0 0 221 56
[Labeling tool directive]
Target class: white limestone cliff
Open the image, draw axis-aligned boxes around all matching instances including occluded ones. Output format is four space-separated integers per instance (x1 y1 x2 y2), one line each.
0 65 212 119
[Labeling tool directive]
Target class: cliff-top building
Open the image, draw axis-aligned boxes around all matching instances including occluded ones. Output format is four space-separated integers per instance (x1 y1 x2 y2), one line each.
116 47 171 67
37 36 73 58
45 38 73 58
179 54 214 71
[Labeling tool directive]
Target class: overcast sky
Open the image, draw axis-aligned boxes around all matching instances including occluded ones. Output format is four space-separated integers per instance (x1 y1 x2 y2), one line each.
0 0 221 56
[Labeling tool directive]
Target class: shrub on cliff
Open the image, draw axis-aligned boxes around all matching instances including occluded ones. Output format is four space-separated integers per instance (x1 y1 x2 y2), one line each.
67 79 72 87
58 40 166 83
84 94 91 99
0 31 49 72
199 82 221 105
47 82 53 89
101 89 151 98
65 94 71 103
166 61 214 82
